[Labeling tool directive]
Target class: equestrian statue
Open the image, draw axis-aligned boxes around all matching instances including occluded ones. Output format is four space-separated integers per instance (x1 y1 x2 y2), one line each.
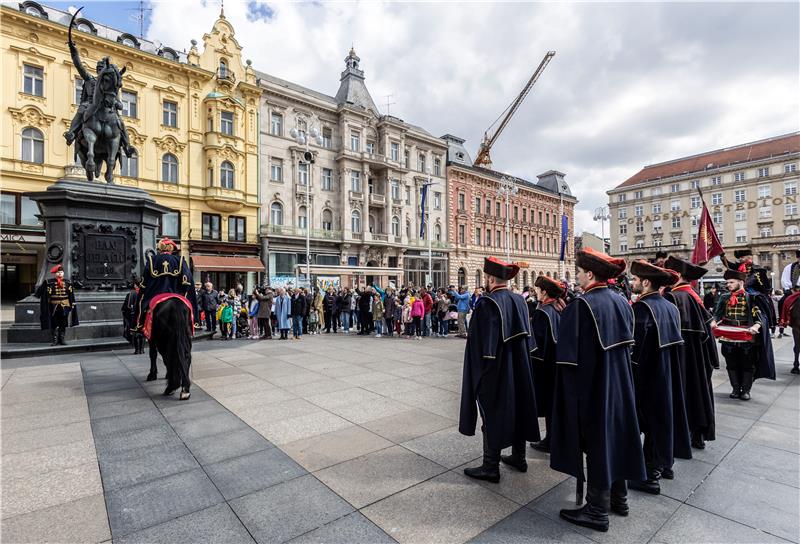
64 7 136 184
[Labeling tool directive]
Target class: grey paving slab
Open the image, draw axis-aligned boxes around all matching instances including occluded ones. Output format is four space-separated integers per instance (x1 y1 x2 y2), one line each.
93 423 183 456
362 471 519 544
289 511 397 544
86 386 149 406
83 379 140 394
0 404 89 434
720 440 799 487
687 466 800 542
285 378 356 397
205 447 306 500
651 504 792 544
217 388 299 412
468 506 594 544
88 397 159 419
89 408 165 437
1 420 94 455
182 426 274 465
2 439 97 480
658 457 715 502
98 442 200 491
282 425 393 472
230 474 354 543
327 397 413 424
713 411 757 439
314 445 447 509
362 408 457 443
251 410 354 445
169 411 249 440
743 420 800 454
0 395 87 419
760 404 800 429
159 398 230 423
689 433 738 465
0 493 111 544
105 467 225 538
115 503 255 544
402 425 483 469
529 478 682 544
305 387 383 410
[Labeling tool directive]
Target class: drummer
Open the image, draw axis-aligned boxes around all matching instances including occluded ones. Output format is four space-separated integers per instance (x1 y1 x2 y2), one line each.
711 268 775 401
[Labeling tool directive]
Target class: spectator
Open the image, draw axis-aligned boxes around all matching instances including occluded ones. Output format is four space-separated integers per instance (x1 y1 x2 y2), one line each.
421 287 433 337
199 281 219 335
218 294 233 340
255 287 273 339
410 293 425 340
436 288 450 337
451 286 471 338
247 292 260 339
291 288 307 339
228 288 241 339
383 289 397 337
274 288 291 340
372 293 384 337
323 287 339 333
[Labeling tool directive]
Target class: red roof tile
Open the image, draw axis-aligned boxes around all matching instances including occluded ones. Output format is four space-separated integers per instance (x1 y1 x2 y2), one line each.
614 133 800 190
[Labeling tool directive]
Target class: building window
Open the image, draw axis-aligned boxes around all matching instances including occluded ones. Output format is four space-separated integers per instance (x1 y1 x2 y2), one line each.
270 158 283 182
322 168 332 191
321 209 333 231
497 230 502 248
758 185 771 199
710 175 722 186
351 210 361 233
228 216 245 242
201 213 221 240
668 237 678 246
619 242 628 252
73 78 83 104
636 240 645 249
619 224 627 235
405 187 411 205
787 225 800 235
634 205 643 217
733 172 746 182
735 210 746 222
670 183 680 193
270 113 283 136
366 141 375 155
20 127 44 164
298 163 309 185
690 196 701 208
671 217 681 229
652 203 661 214
651 187 662 196
390 142 399 162
523 234 528 250
456 224 463 244
759 206 772 219
220 111 234 135
514 233 519 250
785 163 797 173
671 200 680 211
161 153 178 183
162 101 177 127
298 206 308 229
434 158 441 176
496 202 501 217
486 199 492 215
735 228 747 243
712 212 723 224
635 221 644 233
270 202 283 225
734 189 746 203
404 150 410 169
160 211 180 238
513 206 519 220
120 154 138 177
391 216 400 237
634 190 643 199
350 131 360 152
523 209 528 222
786 203 798 216
434 192 442 210
350 171 361 192
458 193 466 212
322 127 332 149
121 90 137 118
618 208 627 219
758 167 770 178
486 229 492 246
391 180 400 200
785 181 798 195
691 215 699 227
218 59 228 78
220 161 234 189
618 194 627 202
760 227 772 237
207 167 214 186
711 192 722 205
475 228 481 245
691 180 700 189
417 153 426 172
23 64 43 96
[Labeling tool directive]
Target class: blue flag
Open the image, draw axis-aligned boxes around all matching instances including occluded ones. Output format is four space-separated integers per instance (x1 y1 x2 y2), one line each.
419 184 428 238
559 214 568 261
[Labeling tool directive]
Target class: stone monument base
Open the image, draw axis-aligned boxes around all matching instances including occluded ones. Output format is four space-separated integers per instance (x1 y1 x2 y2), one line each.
7 177 168 343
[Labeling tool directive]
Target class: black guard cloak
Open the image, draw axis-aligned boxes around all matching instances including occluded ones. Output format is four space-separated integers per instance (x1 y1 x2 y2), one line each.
37 279 79 330
531 303 560 418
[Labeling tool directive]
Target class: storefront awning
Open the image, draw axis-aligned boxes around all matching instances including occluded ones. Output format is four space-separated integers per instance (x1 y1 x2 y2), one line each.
192 255 264 272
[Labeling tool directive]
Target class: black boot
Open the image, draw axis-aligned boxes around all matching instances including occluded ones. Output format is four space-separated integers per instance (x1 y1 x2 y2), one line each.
500 441 528 472
464 431 501 483
629 466 661 495
740 371 754 401
661 467 675 480
727 370 740 398
531 435 550 453
610 480 629 516
560 485 609 532
791 364 800 375
57 329 67 345
691 431 705 450
51 332 59 346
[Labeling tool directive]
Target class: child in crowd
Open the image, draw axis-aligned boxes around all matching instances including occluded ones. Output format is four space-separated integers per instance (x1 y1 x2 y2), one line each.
308 307 320 335
217 295 233 340
372 293 384 338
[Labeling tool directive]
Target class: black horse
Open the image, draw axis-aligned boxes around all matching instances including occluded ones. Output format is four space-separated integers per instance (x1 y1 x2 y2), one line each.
790 299 800 373
148 298 193 400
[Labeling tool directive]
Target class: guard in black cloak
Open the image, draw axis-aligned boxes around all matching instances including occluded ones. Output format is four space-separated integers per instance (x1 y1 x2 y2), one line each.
628 260 691 496
459 256 540 483
663 256 717 450
711 268 775 400
529 274 566 453
550 247 646 532
37 264 79 345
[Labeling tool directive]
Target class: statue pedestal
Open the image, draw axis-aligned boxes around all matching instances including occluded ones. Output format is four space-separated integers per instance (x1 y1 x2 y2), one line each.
8 179 169 343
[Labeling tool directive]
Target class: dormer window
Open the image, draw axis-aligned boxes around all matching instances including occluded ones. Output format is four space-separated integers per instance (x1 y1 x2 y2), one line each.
117 33 140 49
75 18 97 34
159 47 178 61
21 2 47 18
219 60 228 78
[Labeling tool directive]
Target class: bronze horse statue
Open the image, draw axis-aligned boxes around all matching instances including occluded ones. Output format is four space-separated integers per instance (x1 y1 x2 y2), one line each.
65 8 136 184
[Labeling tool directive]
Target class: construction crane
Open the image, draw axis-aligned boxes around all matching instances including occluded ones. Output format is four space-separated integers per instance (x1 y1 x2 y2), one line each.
473 51 555 168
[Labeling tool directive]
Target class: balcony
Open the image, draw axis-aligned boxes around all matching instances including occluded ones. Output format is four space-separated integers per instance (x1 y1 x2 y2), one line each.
216 68 236 86
204 186 245 213
369 193 386 206
750 233 800 247
261 224 342 241
371 233 389 242
349 190 364 201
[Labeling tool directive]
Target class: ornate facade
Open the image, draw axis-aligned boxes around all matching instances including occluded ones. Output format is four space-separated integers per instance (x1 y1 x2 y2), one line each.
258 49 449 289
444 135 577 290
1 2 262 301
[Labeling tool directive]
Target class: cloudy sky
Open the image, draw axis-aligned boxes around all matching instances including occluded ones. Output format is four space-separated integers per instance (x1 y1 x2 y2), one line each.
51 1 799 236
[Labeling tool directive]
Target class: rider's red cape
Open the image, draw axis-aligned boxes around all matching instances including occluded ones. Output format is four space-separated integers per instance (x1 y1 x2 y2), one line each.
143 293 194 340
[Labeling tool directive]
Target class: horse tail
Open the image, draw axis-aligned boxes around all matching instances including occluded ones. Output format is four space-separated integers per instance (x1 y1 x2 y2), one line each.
173 298 193 386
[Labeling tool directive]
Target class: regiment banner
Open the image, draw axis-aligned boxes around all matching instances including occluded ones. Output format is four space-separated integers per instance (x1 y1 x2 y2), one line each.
691 202 724 265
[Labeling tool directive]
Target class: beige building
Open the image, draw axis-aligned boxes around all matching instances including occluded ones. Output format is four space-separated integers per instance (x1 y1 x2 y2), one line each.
607 132 800 283
1 2 263 302
257 49 449 289
444 135 576 290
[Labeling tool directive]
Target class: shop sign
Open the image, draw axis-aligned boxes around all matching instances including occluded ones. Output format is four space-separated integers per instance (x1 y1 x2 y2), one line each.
0 233 45 244
626 195 798 225
513 261 530 268
316 276 340 290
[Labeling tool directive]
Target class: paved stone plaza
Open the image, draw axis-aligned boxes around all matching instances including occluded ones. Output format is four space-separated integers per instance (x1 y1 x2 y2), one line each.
1 334 798 543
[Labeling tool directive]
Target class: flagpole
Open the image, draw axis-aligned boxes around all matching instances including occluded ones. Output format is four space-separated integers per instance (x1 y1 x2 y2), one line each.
559 192 564 280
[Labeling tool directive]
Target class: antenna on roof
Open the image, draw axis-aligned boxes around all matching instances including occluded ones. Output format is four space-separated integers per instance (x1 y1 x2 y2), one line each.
382 94 396 116
126 1 152 40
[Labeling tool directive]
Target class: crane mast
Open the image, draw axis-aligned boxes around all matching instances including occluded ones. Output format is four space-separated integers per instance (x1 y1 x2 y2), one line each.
473 51 555 168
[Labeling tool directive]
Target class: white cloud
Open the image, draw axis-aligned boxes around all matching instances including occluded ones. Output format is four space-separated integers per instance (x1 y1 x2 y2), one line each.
147 0 799 236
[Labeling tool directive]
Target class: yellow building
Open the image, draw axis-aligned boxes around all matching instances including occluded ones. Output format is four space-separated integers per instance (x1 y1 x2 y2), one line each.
1 2 263 303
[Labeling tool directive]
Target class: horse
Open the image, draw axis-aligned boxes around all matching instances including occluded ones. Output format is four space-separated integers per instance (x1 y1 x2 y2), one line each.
790 297 800 373
148 298 193 400
75 59 125 183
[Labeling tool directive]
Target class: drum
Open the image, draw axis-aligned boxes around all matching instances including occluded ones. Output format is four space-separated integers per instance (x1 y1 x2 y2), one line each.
712 324 754 342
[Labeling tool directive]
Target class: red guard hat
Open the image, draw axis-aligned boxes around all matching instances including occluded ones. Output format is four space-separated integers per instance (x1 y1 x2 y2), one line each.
483 257 520 281
630 259 680 288
575 247 626 280
534 275 567 298
157 237 176 252
50 264 63 274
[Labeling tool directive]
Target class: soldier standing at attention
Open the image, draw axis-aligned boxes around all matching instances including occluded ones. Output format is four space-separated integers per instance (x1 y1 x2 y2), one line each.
37 264 78 346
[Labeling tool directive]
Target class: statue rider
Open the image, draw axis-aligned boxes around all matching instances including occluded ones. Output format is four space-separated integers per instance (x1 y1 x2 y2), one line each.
64 40 134 157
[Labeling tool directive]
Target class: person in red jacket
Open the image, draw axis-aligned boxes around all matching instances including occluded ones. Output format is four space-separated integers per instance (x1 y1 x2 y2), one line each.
420 287 434 337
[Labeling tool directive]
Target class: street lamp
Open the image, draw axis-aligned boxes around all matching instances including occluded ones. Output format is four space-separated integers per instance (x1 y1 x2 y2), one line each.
593 206 611 252
498 176 518 262
421 168 436 287
290 118 323 288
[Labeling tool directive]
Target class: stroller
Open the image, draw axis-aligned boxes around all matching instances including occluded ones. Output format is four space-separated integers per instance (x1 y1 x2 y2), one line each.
236 308 250 338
